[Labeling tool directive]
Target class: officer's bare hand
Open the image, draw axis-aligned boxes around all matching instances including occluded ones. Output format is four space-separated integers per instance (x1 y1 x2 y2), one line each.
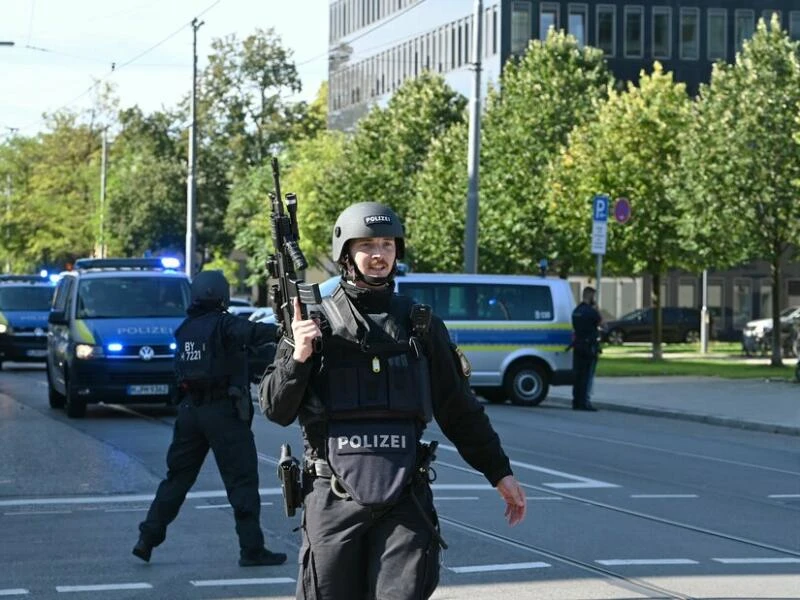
496 475 526 526
291 297 321 363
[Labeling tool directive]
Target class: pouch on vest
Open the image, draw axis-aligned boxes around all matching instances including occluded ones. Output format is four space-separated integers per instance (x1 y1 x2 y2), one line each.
175 313 226 389
326 420 417 507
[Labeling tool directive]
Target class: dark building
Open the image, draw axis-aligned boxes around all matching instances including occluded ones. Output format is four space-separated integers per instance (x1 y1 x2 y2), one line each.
327 0 800 335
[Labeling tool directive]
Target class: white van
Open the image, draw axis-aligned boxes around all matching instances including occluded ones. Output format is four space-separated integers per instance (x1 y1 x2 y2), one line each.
318 272 576 406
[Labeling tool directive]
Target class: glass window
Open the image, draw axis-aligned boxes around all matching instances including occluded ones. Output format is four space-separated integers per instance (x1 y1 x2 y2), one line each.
790 12 800 40
680 7 700 60
399 283 554 322
596 5 616 56
540 2 559 39
76 277 190 319
708 9 727 61
733 279 752 329
624 6 643 58
568 4 588 47
678 281 696 308
762 10 781 27
760 284 772 319
652 6 672 59
735 10 755 50
511 1 533 53
0 285 55 311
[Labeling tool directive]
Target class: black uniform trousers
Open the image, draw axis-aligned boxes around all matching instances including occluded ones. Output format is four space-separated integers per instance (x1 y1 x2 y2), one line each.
297 476 440 600
572 350 598 408
138 396 264 554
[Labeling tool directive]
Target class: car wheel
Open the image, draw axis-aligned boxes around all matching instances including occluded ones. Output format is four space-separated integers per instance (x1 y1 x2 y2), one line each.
684 330 700 344
47 366 66 409
607 329 625 345
503 361 549 407
474 387 506 404
65 377 86 419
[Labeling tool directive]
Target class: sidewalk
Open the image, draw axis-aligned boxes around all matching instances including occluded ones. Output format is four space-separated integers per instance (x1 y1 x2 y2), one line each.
548 376 800 436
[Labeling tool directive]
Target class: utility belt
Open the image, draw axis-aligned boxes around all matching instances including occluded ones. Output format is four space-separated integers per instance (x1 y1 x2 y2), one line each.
187 388 230 406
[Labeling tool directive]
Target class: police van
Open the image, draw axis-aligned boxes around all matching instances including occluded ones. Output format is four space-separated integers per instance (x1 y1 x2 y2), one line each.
46 258 191 418
317 272 576 406
0 274 57 369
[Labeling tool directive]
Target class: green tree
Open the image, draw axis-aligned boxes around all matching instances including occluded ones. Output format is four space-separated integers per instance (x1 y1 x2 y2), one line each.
545 63 693 357
681 17 800 366
413 30 612 273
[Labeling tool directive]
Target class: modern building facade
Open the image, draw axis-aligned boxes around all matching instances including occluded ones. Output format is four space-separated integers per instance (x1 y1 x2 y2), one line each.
327 0 800 335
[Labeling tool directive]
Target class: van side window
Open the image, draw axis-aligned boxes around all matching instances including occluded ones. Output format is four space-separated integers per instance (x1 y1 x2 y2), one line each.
399 282 554 321
53 278 73 312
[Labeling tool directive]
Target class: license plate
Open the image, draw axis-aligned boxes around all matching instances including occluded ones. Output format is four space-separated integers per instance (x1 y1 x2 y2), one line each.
127 384 169 396
26 349 47 357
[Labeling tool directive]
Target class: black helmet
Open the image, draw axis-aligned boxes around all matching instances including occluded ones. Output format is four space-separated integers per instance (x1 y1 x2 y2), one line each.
331 202 405 263
190 270 230 308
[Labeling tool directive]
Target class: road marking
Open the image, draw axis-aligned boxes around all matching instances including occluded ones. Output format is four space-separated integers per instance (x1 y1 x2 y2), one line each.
769 494 800 498
596 559 698 566
56 583 152 592
0 488 282 508
0 590 29 597
190 578 295 587
433 496 479 501
436 444 618 489
4 510 72 516
526 496 562 501
630 494 698 498
196 502 274 510
449 562 550 574
713 557 800 564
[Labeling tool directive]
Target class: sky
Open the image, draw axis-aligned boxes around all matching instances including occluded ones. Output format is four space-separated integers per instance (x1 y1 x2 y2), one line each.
0 0 330 139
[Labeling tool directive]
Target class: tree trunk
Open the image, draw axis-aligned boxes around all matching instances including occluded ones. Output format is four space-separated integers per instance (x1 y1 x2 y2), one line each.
770 257 783 367
651 272 663 360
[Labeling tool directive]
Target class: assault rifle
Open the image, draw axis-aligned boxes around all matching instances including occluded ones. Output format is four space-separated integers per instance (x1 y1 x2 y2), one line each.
267 156 321 346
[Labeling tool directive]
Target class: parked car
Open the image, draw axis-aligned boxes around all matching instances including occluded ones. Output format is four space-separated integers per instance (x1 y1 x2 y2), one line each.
227 296 259 320
600 307 705 345
741 305 800 357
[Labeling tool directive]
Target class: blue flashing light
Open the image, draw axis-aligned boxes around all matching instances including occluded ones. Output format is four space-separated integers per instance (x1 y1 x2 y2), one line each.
169 342 177 351
39 269 48 278
48 274 61 283
160 257 181 270
107 343 123 352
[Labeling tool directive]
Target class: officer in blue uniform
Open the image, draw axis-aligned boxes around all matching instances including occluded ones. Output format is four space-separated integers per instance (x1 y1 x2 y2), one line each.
571 286 602 411
260 202 526 600
133 270 287 567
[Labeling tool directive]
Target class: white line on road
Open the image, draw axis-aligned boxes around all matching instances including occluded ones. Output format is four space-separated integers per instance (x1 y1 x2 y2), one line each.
769 494 800 498
4 510 72 516
526 496 563 501
56 583 152 592
0 590 29 597
190 578 295 587
630 494 699 498
196 502 274 510
433 497 479 501
436 444 618 489
448 562 550 574
712 557 800 564
0 488 282 508
596 559 698 566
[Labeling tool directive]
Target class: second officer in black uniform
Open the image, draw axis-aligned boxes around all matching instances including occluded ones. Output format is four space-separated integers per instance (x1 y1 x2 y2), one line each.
260 202 527 600
571 286 602 411
133 270 287 567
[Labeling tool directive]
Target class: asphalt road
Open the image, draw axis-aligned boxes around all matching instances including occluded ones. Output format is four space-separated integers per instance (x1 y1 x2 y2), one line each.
1 362 799 600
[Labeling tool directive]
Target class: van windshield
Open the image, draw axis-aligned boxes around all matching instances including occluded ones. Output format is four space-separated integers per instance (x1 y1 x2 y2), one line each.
76 277 190 319
0 286 54 311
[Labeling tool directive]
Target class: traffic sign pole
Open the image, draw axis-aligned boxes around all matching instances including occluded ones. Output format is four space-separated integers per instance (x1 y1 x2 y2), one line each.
591 195 609 308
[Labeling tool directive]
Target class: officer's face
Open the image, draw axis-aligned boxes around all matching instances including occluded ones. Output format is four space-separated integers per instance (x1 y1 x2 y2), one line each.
350 237 396 280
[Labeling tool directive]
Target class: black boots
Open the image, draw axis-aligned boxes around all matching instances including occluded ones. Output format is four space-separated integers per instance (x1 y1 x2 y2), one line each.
132 538 153 563
239 548 288 567
573 404 598 411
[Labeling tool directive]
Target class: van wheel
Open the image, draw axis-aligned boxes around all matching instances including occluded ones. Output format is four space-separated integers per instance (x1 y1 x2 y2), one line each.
65 379 86 418
684 330 700 344
504 361 549 407
607 329 624 345
475 387 506 404
47 367 66 409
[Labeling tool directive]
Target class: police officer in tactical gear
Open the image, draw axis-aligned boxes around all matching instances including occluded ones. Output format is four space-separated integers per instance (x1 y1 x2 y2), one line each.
133 270 287 567
571 286 602 411
259 202 526 600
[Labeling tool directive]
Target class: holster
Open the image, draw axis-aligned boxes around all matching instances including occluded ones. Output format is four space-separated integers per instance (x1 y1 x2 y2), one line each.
229 386 250 422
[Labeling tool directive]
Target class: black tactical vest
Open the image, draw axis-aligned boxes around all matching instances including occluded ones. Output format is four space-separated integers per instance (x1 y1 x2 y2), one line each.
174 312 228 390
313 285 433 506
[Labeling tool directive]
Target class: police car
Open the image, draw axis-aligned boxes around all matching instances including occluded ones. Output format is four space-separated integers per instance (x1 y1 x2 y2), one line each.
0 274 57 369
313 271 576 406
46 258 191 418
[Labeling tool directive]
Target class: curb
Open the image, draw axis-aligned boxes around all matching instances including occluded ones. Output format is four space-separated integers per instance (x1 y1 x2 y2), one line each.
546 395 800 437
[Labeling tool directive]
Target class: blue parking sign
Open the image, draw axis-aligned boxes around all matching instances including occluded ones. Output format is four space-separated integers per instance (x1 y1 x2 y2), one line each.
593 194 609 222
